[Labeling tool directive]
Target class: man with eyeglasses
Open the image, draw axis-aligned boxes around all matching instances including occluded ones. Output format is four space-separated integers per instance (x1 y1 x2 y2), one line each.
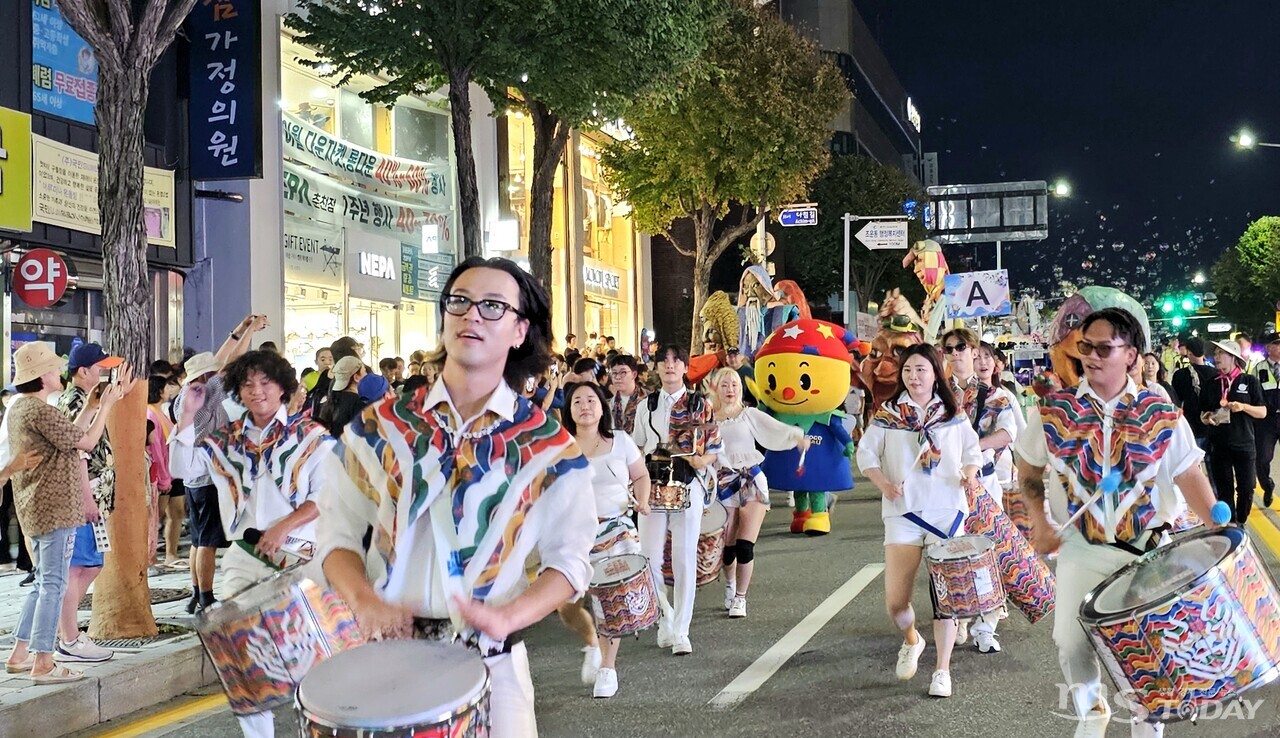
606 355 647 434
939 328 1017 656
1014 307 1216 738
318 257 595 736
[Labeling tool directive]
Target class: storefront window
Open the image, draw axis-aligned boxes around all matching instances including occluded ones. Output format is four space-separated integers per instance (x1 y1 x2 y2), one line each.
348 298 398 364
394 104 450 162
399 300 439 358
284 285 343 370
339 89 376 150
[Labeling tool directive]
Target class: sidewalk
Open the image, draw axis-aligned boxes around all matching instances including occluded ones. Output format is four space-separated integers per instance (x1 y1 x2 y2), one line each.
0 561 230 738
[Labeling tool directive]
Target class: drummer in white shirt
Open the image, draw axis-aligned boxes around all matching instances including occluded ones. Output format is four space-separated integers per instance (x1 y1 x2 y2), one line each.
857 343 982 699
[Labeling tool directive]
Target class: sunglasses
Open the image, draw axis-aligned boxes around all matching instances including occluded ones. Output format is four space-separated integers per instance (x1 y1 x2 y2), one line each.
941 342 968 354
1076 340 1129 358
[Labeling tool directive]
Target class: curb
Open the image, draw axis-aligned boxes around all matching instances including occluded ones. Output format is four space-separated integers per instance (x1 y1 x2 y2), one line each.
0 634 218 738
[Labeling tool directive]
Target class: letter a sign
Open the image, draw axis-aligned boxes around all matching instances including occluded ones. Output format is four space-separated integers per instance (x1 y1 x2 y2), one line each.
943 269 1011 319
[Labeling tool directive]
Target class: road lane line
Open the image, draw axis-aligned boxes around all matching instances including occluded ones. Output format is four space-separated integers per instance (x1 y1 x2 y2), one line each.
1249 510 1280 562
709 563 884 710
91 693 226 738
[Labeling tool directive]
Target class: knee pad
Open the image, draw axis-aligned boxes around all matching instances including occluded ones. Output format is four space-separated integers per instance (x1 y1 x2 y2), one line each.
735 539 755 564
722 547 737 566
891 605 915 631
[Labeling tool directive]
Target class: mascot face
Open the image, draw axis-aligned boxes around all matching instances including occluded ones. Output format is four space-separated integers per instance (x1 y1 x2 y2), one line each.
749 319 856 416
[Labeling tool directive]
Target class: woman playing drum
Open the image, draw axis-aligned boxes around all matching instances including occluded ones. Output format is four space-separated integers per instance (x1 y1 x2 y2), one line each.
856 344 982 699
708 368 809 618
557 382 653 698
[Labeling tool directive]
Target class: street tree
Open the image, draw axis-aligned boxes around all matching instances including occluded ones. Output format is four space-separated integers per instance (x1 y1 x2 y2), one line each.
787 155 928 313
1211 216 1280 333
600 0 845 352
56 0 201 638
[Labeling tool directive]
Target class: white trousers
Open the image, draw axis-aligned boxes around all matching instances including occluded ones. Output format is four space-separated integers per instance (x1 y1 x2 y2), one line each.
1054 531 1139 720
485 642 539 737
638 480 708 638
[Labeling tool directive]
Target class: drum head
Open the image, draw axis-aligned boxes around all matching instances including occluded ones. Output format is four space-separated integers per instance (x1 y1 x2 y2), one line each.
298 640 488 728
1081 527 1241 620
927 535 994 562
701 501 728 533
591 554 648 586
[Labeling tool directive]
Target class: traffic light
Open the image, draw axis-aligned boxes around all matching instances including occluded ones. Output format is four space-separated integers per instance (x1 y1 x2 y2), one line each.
1161 298 1175 314
1172 316 1185 329
1155 292 1202 329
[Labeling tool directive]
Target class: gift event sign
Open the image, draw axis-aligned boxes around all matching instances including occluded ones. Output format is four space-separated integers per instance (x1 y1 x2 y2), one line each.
31 136 176 247
283 216 343 290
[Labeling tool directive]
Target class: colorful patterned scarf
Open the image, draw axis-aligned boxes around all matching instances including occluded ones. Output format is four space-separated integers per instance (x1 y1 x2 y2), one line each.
872 398 951 475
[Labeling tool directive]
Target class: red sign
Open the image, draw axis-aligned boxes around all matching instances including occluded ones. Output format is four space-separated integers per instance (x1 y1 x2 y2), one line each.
13 249 71 308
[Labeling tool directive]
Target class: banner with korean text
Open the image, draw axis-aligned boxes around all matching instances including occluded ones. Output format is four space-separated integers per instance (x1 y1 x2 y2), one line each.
283 160 451 246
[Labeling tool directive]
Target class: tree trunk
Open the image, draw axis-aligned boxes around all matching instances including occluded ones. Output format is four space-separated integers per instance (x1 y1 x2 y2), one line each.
689 214 715 355
447 68 483 260
526 100 570 291
88 68 157 639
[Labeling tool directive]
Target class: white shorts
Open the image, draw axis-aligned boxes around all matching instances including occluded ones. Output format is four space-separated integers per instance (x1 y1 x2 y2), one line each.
883 508 966 547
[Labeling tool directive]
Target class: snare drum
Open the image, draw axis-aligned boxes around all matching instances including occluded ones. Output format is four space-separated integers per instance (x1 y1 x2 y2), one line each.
662 501 728 587
925 535 1006 619
589 553 661 638
196 568 364 716
297 640 490 737
1079 527 1280 722
647 458 692 512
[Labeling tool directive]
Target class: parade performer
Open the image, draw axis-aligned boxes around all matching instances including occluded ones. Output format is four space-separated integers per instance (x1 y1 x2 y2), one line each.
605 354 647 435
169 350 334 738
747 318 859 535
857 289 924 414
737 267 800 357
709 368 809 617
631 344 721 655
688 290 739 384
1015 307 1217 738
1043 286 1150 388
857 343 982 699
318 257 597 737
558 382 652 698
903 239 950 340
773 279 812 321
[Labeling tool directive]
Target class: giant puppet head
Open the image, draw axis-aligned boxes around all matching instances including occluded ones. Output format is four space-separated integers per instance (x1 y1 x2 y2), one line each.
747 319 859 419
855 288 924 412
1045 285 1151 388
773 280 812 321
738 267 800 357
689 291 741 384
902 239 949 328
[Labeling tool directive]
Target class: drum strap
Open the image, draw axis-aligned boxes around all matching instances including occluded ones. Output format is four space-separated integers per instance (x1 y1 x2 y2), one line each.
903 511 963 540
1104 523 1170 556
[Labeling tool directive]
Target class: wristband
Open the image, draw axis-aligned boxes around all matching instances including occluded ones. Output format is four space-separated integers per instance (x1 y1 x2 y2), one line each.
230 332 242 341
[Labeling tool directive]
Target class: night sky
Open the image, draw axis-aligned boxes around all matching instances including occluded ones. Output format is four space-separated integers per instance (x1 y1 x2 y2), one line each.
858 1 1280 309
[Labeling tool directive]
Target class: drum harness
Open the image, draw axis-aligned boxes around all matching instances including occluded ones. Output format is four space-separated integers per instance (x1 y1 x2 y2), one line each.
645 389 714 506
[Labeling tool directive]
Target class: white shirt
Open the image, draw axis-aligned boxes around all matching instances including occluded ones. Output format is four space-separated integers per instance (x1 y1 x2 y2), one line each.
586 433 642 518
631 386 686 455
1014 378 1203 535
857 392 983 519
715 407 804 470
979 385 1021 470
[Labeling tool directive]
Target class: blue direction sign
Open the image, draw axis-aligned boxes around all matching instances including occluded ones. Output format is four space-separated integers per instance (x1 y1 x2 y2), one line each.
779 206 818 227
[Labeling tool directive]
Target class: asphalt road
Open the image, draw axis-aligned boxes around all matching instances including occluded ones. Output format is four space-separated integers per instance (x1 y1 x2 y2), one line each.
77 491 1280 738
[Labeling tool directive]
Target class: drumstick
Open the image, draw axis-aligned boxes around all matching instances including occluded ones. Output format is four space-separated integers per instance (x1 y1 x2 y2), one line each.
796 447 807 476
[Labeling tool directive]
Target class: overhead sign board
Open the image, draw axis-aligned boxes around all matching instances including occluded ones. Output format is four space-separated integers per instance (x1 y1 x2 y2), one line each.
926 180 1048 244
944 269 1011 319
31 0 98 126
855 219 909 250
0 107 33 233
779 205 818 228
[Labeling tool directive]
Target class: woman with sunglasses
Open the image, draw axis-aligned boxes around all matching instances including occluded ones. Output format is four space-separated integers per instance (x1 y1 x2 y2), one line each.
857 344 982 699
707 367 809 618
558 381 652 698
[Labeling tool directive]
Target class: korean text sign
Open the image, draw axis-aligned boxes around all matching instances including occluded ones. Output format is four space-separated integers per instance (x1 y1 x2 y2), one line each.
187 0 262 179
31 0 98 126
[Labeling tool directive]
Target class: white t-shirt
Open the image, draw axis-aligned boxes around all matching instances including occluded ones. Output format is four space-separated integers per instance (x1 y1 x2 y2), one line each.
587 433 642 518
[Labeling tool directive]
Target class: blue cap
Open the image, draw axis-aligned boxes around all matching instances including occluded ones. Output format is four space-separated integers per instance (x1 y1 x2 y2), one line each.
357 374 389 404
68 343 123 372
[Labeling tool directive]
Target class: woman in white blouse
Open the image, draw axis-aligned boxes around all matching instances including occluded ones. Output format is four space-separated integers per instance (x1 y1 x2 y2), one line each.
558 382 652 699
856 344 982 699
708 368 809 619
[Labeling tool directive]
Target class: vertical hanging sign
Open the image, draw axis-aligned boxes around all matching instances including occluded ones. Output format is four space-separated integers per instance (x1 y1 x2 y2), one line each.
187 0 262 180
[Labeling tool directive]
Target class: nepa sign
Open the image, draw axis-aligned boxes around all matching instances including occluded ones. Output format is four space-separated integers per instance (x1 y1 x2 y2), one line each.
359 251 397 280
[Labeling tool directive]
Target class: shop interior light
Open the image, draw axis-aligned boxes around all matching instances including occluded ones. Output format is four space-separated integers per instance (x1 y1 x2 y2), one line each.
488 220 521 252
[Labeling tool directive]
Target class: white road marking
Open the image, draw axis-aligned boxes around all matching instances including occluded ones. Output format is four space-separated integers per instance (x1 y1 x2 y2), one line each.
708 563 885 709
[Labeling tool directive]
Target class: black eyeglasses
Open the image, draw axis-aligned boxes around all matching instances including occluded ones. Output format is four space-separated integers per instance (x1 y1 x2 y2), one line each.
441 294 523 321
1077 340 1129 358
942 342 968 354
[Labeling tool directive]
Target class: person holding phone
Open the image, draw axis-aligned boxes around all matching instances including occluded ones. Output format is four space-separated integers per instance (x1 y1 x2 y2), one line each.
1201 340 1266 525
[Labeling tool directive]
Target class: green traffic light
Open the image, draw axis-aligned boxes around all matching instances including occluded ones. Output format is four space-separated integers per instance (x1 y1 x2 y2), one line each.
1181 298 1195 312
1172 316 1185 328
1161 299 1174 314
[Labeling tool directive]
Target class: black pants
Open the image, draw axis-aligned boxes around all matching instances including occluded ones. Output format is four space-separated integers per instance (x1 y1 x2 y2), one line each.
0 481 31 570
1255 422 1280 496
1210 442 1257 525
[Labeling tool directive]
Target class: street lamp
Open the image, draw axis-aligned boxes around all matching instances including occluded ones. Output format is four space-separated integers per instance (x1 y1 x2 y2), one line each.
1232 128 1280 149
1052 179 1072 197
1192 271 1205 285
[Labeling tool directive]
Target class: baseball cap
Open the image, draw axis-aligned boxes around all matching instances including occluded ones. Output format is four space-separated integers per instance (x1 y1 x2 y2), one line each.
331 356 363 392
357 374 389 403
68 343 124 372
1263 332 1280 345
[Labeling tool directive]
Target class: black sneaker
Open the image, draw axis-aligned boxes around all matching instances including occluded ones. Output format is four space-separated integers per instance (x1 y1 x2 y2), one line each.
185 591 200 614
1265 490 1274 509
19 571 35 587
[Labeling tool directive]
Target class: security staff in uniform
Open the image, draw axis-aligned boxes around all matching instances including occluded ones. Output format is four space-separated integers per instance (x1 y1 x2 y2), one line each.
1251 332 1280 509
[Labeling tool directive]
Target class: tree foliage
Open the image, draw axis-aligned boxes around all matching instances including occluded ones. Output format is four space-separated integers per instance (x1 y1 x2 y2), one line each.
1211 216 1280 333
600 0 846 351
788 155 928 310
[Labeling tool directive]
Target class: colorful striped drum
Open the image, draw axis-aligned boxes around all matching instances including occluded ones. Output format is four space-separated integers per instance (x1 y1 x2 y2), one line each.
926 535 1007 619
661 501 728 587
966 482 1055 624
590 554 661 638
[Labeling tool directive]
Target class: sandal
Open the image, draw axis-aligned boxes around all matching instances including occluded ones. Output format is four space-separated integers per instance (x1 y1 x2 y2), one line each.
165 559 191 570
5 657 34 674
32 665 85 684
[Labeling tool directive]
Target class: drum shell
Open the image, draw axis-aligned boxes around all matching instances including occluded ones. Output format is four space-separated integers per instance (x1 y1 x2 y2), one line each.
1079 527 1280 723
650 481 691 512
196 568 364 716
589 554 661 638
662 502 727 587
926 536 1007 619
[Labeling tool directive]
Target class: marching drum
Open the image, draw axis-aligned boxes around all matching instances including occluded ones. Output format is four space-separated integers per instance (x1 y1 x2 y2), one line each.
196 568 364 716
297 640 490 737
926 535 1007 619
589 553 661 638
662 501 728 587
1079 527 1280 722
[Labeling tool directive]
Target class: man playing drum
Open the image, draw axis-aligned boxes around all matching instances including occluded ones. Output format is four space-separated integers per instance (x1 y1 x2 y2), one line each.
318 257 596 737
631 344 722 656
1015 307 1217 738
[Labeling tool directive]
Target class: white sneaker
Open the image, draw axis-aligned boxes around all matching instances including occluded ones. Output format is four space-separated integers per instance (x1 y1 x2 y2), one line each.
1073 703 1111 738
54 634 113 663
724 582 736 611
593 667 618 698
927 670 952 698
895 632 925 680
672 636 693 655
656 620 675 649
955 619 969 645
974 630 1001 654
580 646 602 685
728 595 747 619
1129 721 1163 738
